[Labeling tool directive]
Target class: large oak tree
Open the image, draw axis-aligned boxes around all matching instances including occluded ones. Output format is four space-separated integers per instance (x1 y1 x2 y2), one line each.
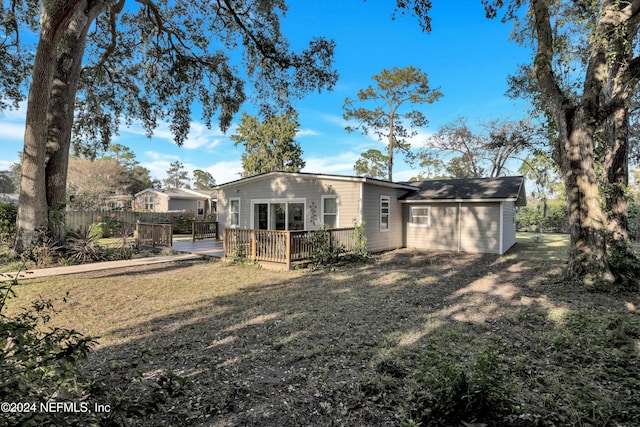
6 0 339 252
484 0 640 286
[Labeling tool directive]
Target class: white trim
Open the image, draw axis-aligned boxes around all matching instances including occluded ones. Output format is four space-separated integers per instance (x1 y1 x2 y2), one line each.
380 195 390 232
359 183 364 225
321 195 339 228
499 201 504 255
400 198 518 204
457 202 462 253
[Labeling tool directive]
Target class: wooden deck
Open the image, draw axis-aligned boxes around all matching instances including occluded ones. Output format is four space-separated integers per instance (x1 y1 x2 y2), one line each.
172 239 224 258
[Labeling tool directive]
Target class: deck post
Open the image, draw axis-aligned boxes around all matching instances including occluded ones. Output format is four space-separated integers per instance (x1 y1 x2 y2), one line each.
251 230 256 259
285 231 292 269
223 229 227 256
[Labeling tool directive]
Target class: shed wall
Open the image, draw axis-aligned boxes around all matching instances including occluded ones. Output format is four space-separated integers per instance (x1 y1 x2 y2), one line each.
404 202 503 254
501 201 517 253
405 203 460 251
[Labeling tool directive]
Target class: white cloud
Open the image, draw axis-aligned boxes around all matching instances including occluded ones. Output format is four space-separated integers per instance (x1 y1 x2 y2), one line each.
297 128 321 137
122 119 232 152
207 161 243 185
303 151 359 175
144 151 179 161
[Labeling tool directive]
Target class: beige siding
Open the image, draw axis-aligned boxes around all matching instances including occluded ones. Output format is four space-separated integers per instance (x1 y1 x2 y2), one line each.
460 203 500 254
501 201 516 253
168 199 199 212
217 176 362 234
362 185 406 252
405 203 460 251
405 202 503 254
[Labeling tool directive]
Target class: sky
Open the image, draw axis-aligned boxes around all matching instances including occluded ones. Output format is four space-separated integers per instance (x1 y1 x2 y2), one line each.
0 1 532 186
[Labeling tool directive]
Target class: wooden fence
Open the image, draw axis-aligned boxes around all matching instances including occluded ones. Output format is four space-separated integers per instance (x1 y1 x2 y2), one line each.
192 221 218 241
223 228 357 268
64 211 217 235
136 222 173 248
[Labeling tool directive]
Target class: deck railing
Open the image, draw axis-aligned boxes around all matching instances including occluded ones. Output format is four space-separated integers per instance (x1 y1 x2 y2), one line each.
223 227 357 268
192 221 218 241
136 222 173 248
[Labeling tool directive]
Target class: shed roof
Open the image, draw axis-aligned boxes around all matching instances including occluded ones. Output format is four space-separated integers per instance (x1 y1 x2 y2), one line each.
401 176 526 205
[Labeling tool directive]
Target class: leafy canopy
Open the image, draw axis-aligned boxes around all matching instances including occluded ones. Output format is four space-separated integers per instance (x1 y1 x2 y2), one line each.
231 110 305 177
343 65 442 181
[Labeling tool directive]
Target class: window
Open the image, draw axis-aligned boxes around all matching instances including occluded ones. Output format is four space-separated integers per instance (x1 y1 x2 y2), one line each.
254 203 268 229
409 206 431 227
251 199 305 230
288 203 305 230
143 195 154 211
229 198 240 227
197 200 204 216
322 196 338 228
380 196 390 232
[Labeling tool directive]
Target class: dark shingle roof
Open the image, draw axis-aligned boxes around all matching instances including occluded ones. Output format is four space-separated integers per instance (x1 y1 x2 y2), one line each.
401 176 526 206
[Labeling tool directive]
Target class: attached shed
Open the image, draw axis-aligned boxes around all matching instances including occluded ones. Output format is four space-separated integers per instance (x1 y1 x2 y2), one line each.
401 176 526 254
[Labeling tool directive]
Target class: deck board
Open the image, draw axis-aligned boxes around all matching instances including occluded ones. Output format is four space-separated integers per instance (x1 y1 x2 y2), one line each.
172 239 223 258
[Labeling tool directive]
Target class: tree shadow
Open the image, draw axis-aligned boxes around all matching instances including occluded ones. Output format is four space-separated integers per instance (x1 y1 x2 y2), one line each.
75 248 640 426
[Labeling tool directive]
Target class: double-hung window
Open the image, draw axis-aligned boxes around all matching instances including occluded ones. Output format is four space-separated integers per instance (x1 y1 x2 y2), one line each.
409 206 431 227
380 196 390 232
143 195 154 211
229 198 240 228
321 196 338 228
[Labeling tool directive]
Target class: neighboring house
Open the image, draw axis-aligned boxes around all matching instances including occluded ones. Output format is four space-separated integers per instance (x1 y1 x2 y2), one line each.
215 172 526 255
133 188 217 218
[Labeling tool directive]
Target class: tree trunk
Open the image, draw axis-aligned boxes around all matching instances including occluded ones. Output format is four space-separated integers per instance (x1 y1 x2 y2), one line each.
46 7 99 244
15 1 83 253
602 105 629 247
388 111 394 182
561 108 615 287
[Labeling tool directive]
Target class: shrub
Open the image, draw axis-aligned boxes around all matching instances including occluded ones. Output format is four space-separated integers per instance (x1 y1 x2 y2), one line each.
0 270 98 426
304 225 344 267
403 346 512 426
65 227 105 264
0 202 17 242
0 268 191 426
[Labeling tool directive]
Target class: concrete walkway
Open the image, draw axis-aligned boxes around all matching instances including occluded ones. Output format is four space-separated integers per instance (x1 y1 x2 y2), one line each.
2 253 204 281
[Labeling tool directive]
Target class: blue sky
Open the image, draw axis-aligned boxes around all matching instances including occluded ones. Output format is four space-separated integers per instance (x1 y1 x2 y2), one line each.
0 1 531 185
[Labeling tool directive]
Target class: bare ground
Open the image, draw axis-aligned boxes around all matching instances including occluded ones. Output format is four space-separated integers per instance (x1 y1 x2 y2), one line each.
7 241 640 426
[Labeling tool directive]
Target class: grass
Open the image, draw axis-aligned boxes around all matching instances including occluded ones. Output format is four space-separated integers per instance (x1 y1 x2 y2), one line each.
3 234 640 425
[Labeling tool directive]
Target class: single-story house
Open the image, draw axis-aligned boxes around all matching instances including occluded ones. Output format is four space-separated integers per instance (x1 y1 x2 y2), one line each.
214 172 526 255
133 188 217 218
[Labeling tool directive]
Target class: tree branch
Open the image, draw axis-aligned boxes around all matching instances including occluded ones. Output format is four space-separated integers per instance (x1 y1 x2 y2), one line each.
531 0 573 122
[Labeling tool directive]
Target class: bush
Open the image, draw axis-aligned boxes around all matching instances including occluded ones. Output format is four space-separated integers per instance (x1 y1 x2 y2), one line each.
0 202 17 241
65 228 106 264
0 270 98 426
304 225 344 267
0 269 191 426
403 346 512 426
